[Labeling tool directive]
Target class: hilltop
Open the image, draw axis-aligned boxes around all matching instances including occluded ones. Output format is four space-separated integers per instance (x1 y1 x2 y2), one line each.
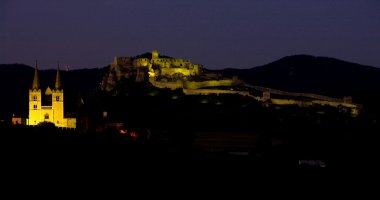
218 55 380 98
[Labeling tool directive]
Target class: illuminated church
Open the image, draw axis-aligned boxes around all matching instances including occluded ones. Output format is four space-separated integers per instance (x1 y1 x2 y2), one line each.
26 63 76 128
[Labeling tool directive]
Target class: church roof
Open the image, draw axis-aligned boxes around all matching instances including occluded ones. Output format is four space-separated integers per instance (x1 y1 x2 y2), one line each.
45 86 52 95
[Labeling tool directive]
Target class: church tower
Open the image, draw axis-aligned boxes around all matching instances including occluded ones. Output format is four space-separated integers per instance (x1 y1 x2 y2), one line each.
28 61 42 125
52 63 64 126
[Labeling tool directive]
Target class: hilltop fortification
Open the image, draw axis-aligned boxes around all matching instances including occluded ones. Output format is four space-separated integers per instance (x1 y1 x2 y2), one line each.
101 51 359 115
101 50 236 91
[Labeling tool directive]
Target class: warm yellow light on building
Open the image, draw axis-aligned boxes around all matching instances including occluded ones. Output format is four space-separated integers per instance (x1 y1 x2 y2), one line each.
26 64 76 128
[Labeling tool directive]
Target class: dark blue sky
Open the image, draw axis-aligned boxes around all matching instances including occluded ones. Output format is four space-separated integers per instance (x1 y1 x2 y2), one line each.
1 0 379 69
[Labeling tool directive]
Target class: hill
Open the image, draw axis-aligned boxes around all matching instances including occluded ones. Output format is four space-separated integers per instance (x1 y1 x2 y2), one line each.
0 64 107 120
217 55 380 111
219 55 380 97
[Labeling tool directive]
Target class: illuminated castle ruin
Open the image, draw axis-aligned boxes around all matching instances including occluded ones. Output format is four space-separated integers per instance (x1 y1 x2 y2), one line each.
102 50 238 91
26 63 76 128
133 50 201 78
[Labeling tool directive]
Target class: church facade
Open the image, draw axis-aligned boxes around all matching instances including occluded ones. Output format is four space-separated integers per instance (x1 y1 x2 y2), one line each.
26 64 76 128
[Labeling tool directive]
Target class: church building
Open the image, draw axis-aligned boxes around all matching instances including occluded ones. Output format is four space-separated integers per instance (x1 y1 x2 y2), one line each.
26 63 76 128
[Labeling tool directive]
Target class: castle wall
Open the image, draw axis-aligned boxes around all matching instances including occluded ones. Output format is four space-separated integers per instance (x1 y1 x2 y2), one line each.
134 58 150 67
183 89 249 96
311 100 357 108
270 98 359 115
136 56 199 71
149 79 183 90
149 79 235 91
183 79 234 89
113 56 132 66
155 59 196 70
161 68 192 77
270 99 299 105
250 85 343 102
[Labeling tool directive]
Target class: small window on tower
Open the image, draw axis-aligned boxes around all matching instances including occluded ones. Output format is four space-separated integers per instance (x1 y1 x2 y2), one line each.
56 96 60 101
45 113 49 120
33 105 37 110
33 96 37 101
57 121 59 124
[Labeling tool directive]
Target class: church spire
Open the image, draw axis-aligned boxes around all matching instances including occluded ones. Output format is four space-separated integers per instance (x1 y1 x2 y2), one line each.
32 60 40 90
55 61 62 90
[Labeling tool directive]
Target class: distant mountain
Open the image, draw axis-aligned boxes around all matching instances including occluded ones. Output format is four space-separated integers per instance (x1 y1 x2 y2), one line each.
217 55 380 103
0 64 107 119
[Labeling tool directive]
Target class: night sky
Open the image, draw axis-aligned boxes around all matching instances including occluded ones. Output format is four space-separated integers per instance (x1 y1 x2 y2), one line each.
1 0 379 69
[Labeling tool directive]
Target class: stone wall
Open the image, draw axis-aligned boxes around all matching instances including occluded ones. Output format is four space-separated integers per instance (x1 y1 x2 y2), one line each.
133 51 201 78
134 58 150 67
183 79 234 89
161 68 192 77
183 89 250 96
249 85 343 102
113 56 132 66
269 98 359 115
149 79 183 90
149 79 235 90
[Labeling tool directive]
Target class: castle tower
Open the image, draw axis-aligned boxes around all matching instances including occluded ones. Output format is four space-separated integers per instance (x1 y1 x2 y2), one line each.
28 61 42 125
152 50 159 60
52 63 64 126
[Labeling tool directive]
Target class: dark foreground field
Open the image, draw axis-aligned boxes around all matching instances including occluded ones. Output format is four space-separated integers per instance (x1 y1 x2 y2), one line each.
1 122 377 179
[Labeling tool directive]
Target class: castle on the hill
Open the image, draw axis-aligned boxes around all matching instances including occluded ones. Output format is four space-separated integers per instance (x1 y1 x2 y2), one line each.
102 50 237 91
113 50 202 80
101 50 360 115
26 63 76 128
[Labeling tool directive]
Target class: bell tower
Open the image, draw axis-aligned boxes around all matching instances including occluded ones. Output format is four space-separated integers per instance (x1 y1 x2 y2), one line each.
28 60 42 125
52 62 64 127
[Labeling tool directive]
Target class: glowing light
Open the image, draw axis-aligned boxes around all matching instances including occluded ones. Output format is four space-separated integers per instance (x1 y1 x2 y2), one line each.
200 99 208 104
130 132 138 139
